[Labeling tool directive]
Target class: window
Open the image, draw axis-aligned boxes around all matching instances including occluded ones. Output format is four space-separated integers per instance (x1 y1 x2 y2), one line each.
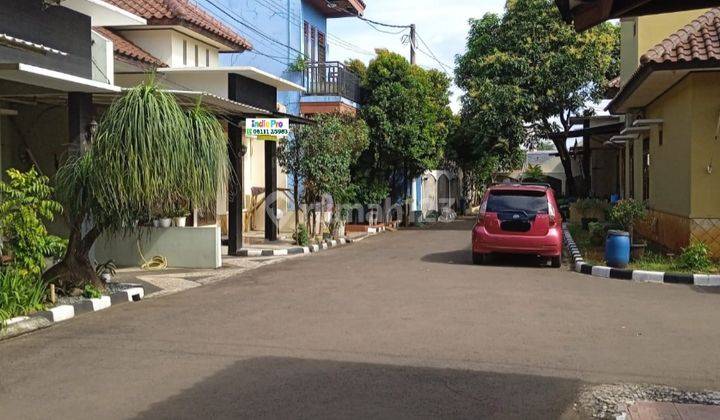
303 21 310 59
643 137 650 201
629 141 635 198
194 45 199 66
311 26 317 61
317 31 326 63
182 40 187 65
206 49 210 67
486 190 549 216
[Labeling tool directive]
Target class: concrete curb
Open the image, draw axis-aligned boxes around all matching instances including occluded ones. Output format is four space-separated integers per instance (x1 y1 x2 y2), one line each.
1 286 145 341
563 223 720 287
237 231 379 258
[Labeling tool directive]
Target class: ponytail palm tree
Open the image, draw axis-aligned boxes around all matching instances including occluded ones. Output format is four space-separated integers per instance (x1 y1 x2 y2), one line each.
45 81 229 289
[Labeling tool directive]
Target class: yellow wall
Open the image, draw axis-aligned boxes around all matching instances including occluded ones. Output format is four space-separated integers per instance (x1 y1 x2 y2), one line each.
643 76 693 217
689 72 720 218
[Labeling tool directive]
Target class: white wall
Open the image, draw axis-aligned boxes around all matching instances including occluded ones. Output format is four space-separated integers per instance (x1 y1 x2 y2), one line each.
117 28 220 68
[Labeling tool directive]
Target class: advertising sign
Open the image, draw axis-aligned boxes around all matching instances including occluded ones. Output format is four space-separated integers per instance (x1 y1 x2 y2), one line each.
245 118 290 141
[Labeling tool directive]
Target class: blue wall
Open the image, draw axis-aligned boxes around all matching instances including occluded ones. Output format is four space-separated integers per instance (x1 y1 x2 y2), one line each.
195 0 329 116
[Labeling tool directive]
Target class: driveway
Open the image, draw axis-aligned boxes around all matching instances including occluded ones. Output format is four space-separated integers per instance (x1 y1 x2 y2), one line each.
1 218 719 419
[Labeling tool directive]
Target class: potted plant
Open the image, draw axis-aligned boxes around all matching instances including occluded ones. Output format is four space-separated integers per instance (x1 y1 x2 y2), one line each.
171 204 190 227
609 198 648 260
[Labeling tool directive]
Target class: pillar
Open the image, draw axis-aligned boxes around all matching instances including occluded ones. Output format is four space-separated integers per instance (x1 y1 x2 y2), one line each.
227 121 244 254
67 92 93 154
265 139 278 241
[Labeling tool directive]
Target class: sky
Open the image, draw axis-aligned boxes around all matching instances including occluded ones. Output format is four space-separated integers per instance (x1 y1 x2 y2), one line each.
327 0 507 113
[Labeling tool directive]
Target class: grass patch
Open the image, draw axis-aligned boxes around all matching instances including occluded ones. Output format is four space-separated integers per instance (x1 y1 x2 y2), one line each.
566 223 720 274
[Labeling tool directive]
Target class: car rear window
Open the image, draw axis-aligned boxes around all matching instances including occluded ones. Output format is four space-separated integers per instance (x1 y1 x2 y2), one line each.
486 190 549 215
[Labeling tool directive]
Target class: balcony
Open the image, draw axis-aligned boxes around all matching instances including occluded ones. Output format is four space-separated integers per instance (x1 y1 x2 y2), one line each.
304 0 365 18
303 61 362 103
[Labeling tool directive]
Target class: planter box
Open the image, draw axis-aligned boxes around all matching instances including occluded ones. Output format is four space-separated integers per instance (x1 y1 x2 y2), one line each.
93 226 221 269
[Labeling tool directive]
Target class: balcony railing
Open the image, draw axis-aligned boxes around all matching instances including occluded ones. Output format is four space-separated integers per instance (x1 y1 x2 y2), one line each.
303 61 362 104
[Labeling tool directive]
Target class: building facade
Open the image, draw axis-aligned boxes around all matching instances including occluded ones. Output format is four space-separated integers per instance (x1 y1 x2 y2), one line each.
609 8 720 256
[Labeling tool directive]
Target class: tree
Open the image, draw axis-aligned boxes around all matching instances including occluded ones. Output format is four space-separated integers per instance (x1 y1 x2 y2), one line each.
281 114 369 237
344 58 367 81
455 0 619 196
45 81 229 289
360 49 452 224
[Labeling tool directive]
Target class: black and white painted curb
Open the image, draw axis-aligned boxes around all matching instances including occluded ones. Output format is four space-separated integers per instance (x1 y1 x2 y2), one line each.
237 232 376 257
563 223 720 287
0 287 144 341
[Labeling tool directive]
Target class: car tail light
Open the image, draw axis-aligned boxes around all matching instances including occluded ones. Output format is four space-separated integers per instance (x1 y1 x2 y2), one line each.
548 200 556 226
478 199 488 223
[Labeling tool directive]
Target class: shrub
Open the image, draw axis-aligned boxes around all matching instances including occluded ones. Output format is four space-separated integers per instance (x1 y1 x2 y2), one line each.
0 168 65 277
574 198 609 212
522 164 545 182
83 284 103 299
588 222 607 246
609 199 646 233
675 242 713 273
295 224 309 247
0 269 46 324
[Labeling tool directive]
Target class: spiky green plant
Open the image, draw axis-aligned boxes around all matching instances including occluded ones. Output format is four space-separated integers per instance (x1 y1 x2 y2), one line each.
46 81 229 289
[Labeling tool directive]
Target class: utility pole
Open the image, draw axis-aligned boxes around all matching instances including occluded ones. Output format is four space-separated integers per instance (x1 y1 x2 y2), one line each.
410 24 416 64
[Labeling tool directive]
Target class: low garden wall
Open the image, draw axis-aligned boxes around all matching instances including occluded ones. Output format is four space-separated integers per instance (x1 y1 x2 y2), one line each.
93 226 222 269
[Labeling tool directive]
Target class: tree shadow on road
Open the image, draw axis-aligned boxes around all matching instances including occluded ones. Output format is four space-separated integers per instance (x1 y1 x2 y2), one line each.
422 249 555 268
133 357 582 419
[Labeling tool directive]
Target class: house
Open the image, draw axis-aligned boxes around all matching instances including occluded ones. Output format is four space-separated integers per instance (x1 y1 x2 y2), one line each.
410 170 460 218
0 0 144 232
555 0 718 31
193 0 366 117
97 0 308 254
608 8 720 256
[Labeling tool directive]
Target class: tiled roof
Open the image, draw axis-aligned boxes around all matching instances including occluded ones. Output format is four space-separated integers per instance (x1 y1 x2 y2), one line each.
104 0 252 52
641 8 720 65
95 27 167 68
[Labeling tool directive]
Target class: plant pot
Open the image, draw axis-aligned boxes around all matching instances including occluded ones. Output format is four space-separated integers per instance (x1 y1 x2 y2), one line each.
173 216 187 227
159 218 172 228
152 219 160 228
631 242 647 261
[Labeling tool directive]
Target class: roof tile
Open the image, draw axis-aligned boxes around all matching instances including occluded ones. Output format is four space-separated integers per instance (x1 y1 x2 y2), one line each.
95 27 167 68
104 0 252 52
641 8 720 65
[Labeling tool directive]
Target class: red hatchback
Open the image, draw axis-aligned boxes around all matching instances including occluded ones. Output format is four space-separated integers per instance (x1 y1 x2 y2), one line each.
472 184 563 267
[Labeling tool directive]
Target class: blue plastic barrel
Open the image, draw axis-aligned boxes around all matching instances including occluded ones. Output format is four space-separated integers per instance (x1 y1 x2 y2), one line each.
605 230 630 268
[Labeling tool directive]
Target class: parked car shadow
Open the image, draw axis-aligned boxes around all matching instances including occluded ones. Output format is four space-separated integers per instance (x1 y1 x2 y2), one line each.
422 249 556 268
133 357 581 419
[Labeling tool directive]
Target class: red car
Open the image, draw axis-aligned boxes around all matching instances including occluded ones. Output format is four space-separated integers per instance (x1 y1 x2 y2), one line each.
472 183 563 267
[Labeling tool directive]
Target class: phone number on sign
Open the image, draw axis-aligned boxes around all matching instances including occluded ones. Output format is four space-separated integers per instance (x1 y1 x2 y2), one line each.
247 128 289 136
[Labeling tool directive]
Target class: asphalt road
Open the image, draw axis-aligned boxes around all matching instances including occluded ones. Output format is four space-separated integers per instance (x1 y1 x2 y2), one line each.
2 218 720 419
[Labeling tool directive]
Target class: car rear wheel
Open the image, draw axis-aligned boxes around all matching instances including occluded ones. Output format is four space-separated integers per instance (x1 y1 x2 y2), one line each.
472 252 486 265
550 256 561 268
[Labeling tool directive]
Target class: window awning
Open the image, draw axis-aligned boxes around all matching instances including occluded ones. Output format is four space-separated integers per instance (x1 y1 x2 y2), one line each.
156 67 305 92
547 122 624 140
0 63 121 94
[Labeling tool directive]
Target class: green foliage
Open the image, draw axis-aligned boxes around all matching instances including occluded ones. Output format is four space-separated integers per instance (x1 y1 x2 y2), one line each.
294 224 309 247
588 221 609 246
0 269 46 324
522 164 545 182
574 198 609 212
609 199 646 232
0 168 65 276
288 54 309 72
359 49 452 199
55 80 229 234
280 113 369 205
344 58 367 81
675 242 712 273
454 0 619 194
94 259 117 278
83 283 103 299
